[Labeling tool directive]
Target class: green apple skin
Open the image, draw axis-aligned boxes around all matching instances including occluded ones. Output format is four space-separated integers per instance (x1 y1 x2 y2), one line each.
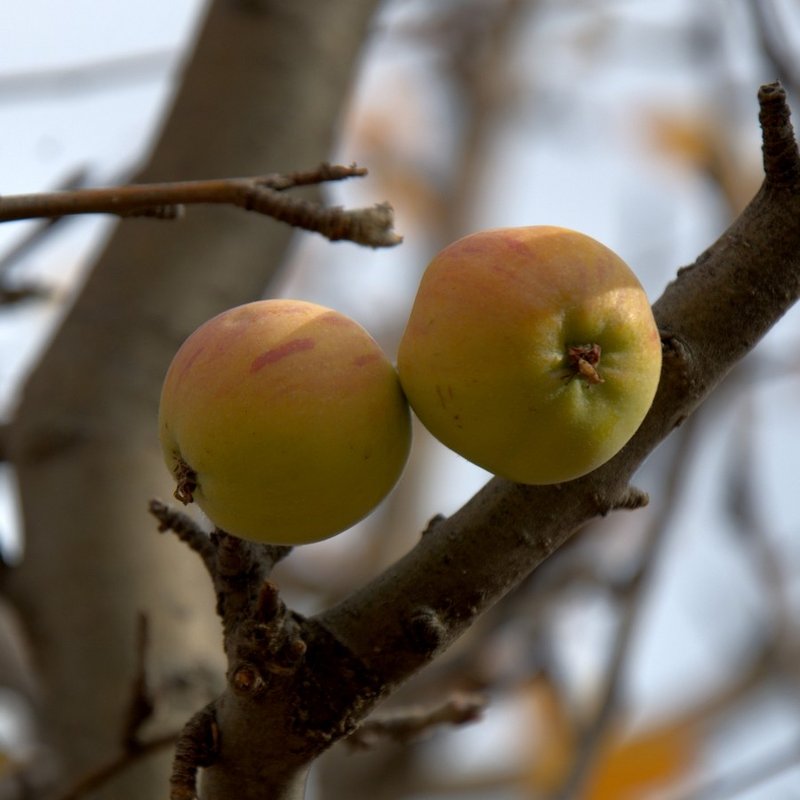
158 299 411 545
397 226 662 484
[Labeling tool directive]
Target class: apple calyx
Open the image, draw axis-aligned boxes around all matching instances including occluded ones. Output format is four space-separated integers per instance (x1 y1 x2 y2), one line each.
567 343 604 385
173 456 198 505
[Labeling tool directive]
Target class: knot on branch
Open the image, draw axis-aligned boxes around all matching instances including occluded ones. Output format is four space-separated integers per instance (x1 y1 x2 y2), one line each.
422 513 447 537
592 485 649 517
659 329 697 414
407 607 448 654
230 663 266 696
229 581 308 689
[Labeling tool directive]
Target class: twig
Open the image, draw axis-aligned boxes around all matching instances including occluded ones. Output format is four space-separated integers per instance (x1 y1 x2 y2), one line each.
346 692 487 750
148 499 217 578
52 732 178 800
0 166 90 278
54 731 178 800
0 421 10 463
0 164 403 248
170 704 219 800
121 612 155 749
0 283 51 305
0 49 175 103
52 614 165 800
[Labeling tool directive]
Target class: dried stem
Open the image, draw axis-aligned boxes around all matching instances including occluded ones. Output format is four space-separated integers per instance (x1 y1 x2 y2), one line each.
346 692 487 750
121 612 155 750
54 731 178 800
0 164 403 248
170 705 219 800
148 499 216 578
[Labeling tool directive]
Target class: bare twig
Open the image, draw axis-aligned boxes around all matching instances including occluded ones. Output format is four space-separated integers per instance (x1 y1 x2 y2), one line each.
0 421 10 463
0 164 403 248
1 283 52 306
121 612 155 749
51 614 165 800
346 692 487 750
0 49 176 103
148 499 216 577
52 731 178 800
0 167 91 278
170 704 219 800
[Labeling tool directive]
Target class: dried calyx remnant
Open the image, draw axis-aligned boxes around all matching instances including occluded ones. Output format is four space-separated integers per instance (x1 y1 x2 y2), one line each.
567 343 604 384
173 457 197 505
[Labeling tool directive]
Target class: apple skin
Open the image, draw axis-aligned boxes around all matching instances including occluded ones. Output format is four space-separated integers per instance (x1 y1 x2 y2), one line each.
159 299 411 545
397 226 662 484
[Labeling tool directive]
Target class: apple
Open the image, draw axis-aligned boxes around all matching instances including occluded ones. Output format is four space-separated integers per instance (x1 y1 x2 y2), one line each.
158 299 411 544
397 226 662 484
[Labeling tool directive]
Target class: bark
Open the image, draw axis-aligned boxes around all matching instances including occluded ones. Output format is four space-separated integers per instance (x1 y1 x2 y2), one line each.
317 82 800 699
159 84 800 800
5 1 380 798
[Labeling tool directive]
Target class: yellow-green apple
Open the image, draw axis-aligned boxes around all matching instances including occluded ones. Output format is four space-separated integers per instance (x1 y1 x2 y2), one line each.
159 299 411 544
397 226 662 484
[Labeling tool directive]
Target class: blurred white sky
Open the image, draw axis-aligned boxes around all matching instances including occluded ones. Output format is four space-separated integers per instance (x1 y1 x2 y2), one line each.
2 1 800 797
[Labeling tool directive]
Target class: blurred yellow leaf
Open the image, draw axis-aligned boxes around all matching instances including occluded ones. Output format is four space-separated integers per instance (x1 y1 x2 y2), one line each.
520 674 697 799
584 720 696 800
646 110 761 214
0 749 14 777
522 673 575 793
649 112 717 169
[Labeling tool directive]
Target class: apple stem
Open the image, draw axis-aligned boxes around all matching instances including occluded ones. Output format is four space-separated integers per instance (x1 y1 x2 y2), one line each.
174 457 198 505
567 344 604 385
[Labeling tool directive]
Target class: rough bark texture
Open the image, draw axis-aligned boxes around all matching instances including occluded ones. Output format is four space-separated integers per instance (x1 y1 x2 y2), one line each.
5 1 380 798
157 84 800 800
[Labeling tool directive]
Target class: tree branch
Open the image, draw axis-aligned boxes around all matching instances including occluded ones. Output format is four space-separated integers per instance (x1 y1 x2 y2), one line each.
153 83 800 799
315 79 800 720
0 164 403 248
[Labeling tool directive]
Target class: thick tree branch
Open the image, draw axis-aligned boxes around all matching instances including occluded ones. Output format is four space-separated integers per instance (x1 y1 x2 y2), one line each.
0 164 402 248
315 79 800 714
